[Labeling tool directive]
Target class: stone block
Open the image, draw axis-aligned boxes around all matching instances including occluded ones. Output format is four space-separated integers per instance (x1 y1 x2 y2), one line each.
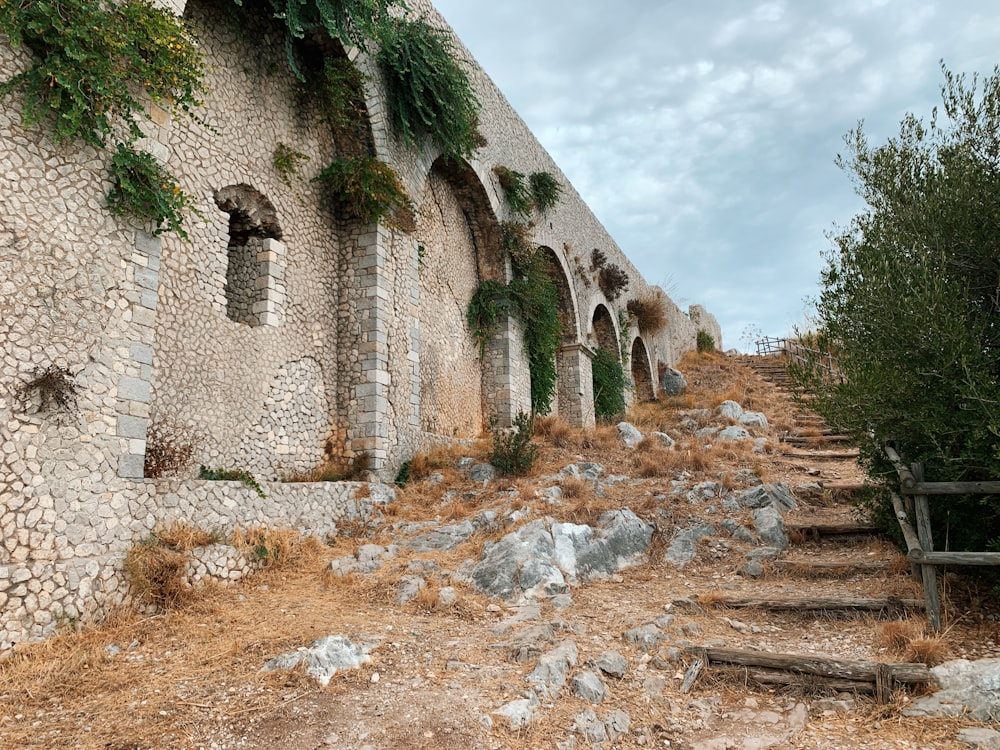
116 415 147 440
118 454 145 479
117 377 151 403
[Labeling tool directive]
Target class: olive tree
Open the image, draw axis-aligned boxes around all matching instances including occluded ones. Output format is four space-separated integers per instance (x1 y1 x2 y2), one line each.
805 65 1000 550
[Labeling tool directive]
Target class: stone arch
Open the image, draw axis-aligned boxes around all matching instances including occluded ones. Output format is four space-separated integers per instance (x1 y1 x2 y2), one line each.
591 304 619 354
214 184 286 327
413 157 503 437
630 337 655 402
538 246 580 341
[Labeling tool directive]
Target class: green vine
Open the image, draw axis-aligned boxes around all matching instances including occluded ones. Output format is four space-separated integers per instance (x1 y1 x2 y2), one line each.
493 166 532 216
592 347 627 422
0 0 206 148
528 171 562 213
273 143 310 187
250 0 403 79
107 144 196 239
198 465 267 500
377 17 481 161
468 243 562 414
314 155 415 230
494 167 563 217
0 0 206 236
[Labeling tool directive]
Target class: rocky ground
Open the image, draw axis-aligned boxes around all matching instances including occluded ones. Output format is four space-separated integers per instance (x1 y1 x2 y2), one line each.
2 351 1000 750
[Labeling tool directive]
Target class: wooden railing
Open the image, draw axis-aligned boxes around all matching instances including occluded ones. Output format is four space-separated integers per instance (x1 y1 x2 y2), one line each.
884 443 1000 631
754 337 842 381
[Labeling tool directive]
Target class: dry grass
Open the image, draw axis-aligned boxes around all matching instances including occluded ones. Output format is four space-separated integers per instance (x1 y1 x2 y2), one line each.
627 290 669 334
905 636 951 666
534 415 576 449
559 476 594 499
283 452 371 483
879 619 925 651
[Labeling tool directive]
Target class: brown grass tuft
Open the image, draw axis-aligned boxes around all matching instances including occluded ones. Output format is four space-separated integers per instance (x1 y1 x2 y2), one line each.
879 619 924 651
627 291 669 335
904 636 950 666
560 476 594 499
535 415 576 449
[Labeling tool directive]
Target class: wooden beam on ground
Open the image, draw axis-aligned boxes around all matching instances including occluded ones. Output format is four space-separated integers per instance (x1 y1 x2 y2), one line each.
788 523 883 538
706 595 924 613
774 559 890 574
779 449 860 460
685 646 932 703
910 550 1000 566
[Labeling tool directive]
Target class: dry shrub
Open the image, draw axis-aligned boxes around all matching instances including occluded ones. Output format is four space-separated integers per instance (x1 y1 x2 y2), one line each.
283 451 370 483
123 543 191 609
627 291 668 334
580 424 619 451
879 619 924 651
560 476 593 499
231 527 317 568
144 420 195 478
904 636 950 666
535 415 576 449
634 447 676 478
411 581 446 613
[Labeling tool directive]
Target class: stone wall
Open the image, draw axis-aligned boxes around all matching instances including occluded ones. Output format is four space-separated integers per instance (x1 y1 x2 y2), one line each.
0 0 721 649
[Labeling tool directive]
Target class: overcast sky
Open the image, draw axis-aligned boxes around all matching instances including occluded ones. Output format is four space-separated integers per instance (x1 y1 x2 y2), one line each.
431 0 1000 351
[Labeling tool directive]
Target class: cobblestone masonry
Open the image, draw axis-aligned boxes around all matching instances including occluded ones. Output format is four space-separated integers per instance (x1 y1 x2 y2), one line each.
0 0 721 649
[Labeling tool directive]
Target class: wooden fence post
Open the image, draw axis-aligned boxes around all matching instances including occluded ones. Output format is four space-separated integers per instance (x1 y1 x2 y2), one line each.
911 463 941 631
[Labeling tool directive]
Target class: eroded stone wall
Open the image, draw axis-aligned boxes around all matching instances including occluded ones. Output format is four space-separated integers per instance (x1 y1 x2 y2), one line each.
1 0 721 649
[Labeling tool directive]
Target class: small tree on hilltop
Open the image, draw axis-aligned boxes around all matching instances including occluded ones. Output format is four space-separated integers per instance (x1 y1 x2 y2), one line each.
803 64 1000 551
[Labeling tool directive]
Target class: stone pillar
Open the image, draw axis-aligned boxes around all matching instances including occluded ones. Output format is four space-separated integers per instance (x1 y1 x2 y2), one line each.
556 343 595 429
482 315 531 428
348 224 392 470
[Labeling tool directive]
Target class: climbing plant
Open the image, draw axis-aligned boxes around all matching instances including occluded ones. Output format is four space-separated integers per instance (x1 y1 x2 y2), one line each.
107 145 197 239
314 155 415 230
253 0 402 78
0 0 206 236
377 17 481 161
468 244 562 414
493 166 532 216
528 171 562 213
592 347 627 422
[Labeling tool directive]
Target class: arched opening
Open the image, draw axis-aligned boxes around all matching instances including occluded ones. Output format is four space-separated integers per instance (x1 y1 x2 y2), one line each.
214 184 285 328
592 304 619 354
631 337 655 402
591 304 625 422
414 157 502 437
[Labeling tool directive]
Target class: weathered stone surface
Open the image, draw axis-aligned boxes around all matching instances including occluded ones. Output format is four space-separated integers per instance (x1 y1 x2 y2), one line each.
717 425 752 441
595 650 628 678
604 709 630 740
470 520 560 599
526 640 579 699
716 400 743 420
571 670 607 703
552 509 654 581
402 520 475 552
905 658 1000 721
957 728 1000 749
262 635 376 686
623 623 666 652
665 523 716 567
651 431 676 448
752 507 789 549
467 463 497 484
740 411 769 429
616 422 644 448
660 368 688 396
494 696 537 729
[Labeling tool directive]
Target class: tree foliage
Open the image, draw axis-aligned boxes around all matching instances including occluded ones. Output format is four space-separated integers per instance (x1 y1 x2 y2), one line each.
804 64 1000 550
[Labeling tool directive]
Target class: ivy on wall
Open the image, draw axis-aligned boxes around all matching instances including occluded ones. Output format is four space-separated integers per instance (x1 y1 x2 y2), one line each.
314 155 415 230
592 347 627 422
468 235 562 414
494 166 563 217
377 17 482 161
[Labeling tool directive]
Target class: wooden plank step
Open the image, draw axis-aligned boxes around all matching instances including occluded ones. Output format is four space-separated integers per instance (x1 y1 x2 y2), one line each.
706 595 922 613
773 559 891 575
779 449 859 460
788 522 883 537
683 646 932 702
781 435 852 445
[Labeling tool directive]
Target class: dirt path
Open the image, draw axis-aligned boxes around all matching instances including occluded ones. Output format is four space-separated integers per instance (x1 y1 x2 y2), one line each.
2 352 998 750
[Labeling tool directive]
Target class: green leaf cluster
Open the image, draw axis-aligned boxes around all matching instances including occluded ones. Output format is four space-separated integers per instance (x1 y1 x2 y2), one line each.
493 166 563 217
0 0 206 148
251 0 403 78
377 17 481 161
805 63 1000 551
592 347 626 422
107 144 196 239
468 245 562 414
696 330 715 353
488 411 538 477
198 465 267 499
314 155 415 230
